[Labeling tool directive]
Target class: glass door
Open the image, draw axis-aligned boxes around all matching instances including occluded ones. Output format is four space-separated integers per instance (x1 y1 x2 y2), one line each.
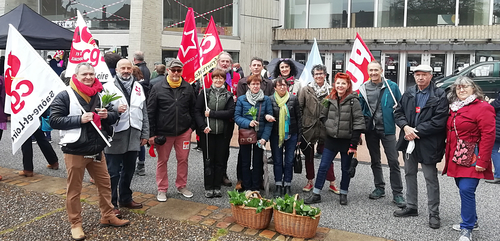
384 53 399 83
406 54 421 88
454 54 472 73
430 54 446 79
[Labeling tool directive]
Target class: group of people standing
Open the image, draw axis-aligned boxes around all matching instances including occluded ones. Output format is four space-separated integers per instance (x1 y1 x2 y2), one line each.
4 47 494 241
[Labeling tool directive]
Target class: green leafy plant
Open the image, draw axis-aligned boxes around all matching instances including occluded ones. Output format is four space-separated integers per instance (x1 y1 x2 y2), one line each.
101 89 122 107
273 194 321 219
228 190 273 214
321 98 330 108
245 106 258 120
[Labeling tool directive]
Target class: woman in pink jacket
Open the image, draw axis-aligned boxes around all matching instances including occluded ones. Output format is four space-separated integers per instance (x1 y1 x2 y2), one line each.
443 76 495 241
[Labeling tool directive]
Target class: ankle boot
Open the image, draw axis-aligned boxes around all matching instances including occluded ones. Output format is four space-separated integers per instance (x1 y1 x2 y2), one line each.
340 194 347 205
274 185 283 197
71 225 85 241
284 186 292 196
100 216 130 227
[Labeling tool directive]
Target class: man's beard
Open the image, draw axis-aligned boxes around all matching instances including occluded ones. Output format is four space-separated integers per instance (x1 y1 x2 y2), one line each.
117 72 131 80
218 65 231 73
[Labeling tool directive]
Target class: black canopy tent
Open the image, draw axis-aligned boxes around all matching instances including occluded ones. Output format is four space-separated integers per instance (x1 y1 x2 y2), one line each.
0 4 73 50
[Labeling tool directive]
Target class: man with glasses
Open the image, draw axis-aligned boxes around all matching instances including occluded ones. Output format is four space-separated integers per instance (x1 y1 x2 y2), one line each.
147 59 197 202
393 64 448 229
358 61 405 208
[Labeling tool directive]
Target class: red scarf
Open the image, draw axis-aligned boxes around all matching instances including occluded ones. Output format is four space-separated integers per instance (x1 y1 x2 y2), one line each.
71 75 104 129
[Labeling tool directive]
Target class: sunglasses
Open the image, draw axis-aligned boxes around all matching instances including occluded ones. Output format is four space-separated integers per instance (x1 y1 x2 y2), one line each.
169 68 183 73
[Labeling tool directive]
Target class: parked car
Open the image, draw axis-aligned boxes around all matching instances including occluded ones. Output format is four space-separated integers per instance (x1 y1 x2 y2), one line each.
435 61 500 99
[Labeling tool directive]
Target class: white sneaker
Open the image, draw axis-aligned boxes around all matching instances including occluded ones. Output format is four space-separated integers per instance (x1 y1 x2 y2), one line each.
452 223 479 231
177 187 193 198
157 191 167 202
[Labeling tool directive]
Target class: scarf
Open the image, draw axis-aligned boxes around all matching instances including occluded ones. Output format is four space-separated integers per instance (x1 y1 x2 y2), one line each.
225 72 232 90
167 75 182 88
70 75 103 129
450 94 477 112
309 81 331 99
245 89 264 106
280 75 295 86
70 75 103 103
274 91 290 147
117 75 133 94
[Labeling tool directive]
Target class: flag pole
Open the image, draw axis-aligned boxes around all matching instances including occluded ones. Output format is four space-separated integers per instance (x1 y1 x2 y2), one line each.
77 105 111 147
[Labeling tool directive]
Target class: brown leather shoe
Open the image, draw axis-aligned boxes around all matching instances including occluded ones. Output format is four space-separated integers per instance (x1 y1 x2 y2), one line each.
222 177 232 187
119 201 143 209
100 217 130 227
18 170 34 177
113 208 122 219
235 180 242 190
70 226 85 241
47 162 59 170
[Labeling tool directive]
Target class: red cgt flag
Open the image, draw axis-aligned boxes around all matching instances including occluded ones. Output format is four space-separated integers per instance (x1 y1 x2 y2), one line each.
195 16 223 81
177 8 200 84
346 33 375 91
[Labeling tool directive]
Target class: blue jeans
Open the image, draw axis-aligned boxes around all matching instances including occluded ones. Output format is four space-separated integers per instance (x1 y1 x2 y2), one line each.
105 151 138 207
455 177 479 230
239 143 264 191
270 133 298 185
314 144 352 194
491 142 500 178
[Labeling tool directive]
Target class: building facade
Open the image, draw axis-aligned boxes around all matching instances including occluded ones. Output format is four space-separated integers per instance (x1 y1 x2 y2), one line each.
0 0 279 70
274 0 500 91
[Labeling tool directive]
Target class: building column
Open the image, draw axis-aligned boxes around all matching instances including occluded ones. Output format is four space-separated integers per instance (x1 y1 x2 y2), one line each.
129 0 162 70
238 0 279 69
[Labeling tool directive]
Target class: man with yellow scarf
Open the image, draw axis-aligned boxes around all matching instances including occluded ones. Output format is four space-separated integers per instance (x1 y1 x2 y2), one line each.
266 77 302 197
147 59 197 202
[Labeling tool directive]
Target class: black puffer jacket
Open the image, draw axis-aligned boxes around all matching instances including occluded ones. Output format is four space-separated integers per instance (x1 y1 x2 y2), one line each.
147 78 196 137
270 94 302 138
49 89 119 155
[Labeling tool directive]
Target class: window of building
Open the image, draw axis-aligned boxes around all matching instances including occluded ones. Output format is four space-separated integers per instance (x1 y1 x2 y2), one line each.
459 0 490 25
163 0 233 36
407 1 456 26
40 0 131 30
377 0 404 27
351 0 375 27
494 0 500 24
309 0 348 28
281 50 293 58
285 0 308 28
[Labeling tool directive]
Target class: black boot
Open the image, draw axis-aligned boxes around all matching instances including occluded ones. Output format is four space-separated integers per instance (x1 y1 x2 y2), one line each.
284 186 292 197
340 194 347 205
304 193 321 204
274 185 283 198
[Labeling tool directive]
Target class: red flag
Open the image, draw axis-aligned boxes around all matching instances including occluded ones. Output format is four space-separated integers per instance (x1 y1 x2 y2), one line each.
346 33 375 91
195 16 223 81
177 8 200 84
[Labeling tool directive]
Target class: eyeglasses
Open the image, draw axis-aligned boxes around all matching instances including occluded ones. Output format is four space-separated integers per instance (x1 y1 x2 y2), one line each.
314 73 325 76
457 85 472 90
169 68 183 73
276 84 288 88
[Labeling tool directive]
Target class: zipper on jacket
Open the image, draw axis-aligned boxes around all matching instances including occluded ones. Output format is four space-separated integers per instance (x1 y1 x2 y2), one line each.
215 92 220 133
174 88 179 135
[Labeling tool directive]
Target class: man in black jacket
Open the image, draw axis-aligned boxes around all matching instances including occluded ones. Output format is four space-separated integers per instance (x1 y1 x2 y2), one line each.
393 65 448 229
50 62 130 240
147 59 197 202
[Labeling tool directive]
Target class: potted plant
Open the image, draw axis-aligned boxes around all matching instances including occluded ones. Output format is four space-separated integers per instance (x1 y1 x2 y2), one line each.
228 190 273 229
273 194 321 239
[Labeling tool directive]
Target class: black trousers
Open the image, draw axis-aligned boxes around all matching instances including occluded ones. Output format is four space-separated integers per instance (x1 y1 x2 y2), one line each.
21 128 58 171
200 133 229 190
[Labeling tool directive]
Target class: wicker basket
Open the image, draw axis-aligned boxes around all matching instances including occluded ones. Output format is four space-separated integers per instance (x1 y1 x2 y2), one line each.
230 192 273 230
273 194 321 239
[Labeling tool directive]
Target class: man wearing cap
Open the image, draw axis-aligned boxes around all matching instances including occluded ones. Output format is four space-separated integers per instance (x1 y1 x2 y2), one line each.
393 64 448 229
147 59 197 202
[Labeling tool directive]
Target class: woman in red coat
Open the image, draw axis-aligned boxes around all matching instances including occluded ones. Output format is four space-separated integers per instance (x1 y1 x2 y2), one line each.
443 76 495 241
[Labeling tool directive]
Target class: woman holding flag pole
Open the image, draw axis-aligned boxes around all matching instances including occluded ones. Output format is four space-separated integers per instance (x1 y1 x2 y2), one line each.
195 69 235 198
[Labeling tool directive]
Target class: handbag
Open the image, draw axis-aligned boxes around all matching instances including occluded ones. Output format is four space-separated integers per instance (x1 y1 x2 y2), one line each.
238 103 262 145
451 115 479 167
294 146 302 174
41 116 53 132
